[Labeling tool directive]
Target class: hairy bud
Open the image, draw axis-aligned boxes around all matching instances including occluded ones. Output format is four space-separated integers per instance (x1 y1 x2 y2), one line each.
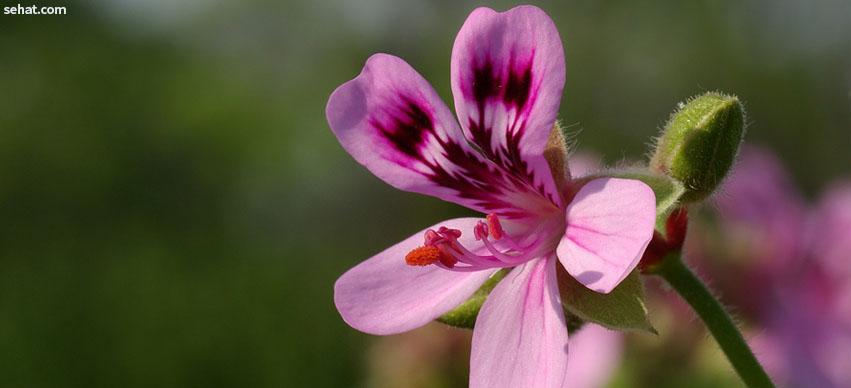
650 92 745 202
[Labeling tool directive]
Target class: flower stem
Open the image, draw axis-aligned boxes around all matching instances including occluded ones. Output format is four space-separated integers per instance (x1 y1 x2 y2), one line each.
653 254 775 388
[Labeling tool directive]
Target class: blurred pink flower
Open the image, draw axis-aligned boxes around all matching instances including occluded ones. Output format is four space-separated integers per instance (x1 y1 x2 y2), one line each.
713 146 851 388
565 324 623 388
326 5 654 387
715 146 807 268
809 183 851 279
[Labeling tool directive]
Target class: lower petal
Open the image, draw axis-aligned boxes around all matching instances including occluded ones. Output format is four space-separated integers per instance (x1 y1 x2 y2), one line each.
470 257 569 388
557 177 656 293
334 218 496 335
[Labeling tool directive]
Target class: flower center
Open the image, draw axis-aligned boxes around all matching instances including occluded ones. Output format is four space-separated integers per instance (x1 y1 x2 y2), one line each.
404 213 547 272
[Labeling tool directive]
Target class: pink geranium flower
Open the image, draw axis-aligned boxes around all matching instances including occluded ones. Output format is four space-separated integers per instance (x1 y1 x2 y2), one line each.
714 147 851 387
326 5 655 387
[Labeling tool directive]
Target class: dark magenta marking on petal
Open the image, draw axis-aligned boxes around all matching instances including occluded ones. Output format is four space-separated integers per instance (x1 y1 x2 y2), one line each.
428 136 520 215
372 96 433 158
472 59 500 104
463 52 558 205
369 92 553 218
468 117 494 159
503 59 533 111
468 58 500 164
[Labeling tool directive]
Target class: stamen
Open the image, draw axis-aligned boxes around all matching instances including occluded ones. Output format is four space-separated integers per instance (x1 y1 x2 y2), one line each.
434 245 458 268
405 246 446 266
480 233 531 264
486 213 504 240
474 221 489 241
404 217 539 271
437 226 462 239
424 229 442 246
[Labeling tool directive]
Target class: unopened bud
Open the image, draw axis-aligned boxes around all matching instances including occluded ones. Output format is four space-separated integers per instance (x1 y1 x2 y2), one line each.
650 92 745 202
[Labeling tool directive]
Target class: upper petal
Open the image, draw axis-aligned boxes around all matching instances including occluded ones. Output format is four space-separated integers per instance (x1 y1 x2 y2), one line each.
327 53 556 219
334 218 497 335
557 178 656 293
451 5 566 208
470 257 569 388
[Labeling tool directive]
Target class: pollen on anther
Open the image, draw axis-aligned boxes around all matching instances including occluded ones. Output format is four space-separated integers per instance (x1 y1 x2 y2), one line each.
405 246 444 266
486 213 504 240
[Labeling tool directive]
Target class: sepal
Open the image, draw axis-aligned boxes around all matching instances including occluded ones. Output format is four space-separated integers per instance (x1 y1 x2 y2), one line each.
437 269 510 329
557 266 656 334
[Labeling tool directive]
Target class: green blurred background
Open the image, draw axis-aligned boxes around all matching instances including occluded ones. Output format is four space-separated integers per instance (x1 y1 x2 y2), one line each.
0 1 848 387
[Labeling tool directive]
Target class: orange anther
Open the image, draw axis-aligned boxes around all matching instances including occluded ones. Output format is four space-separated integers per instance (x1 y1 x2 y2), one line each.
405 246 444 266
486 213 504 240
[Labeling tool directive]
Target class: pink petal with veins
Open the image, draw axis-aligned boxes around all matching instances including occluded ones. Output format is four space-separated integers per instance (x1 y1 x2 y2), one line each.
451 5 566 209
470 257 569 388
557 178 656 293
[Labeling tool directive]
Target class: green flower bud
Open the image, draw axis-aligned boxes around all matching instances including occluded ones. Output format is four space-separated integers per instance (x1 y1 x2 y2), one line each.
650 92 746 202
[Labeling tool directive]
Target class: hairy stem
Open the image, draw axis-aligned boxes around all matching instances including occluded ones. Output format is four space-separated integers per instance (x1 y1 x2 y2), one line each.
654 254 775 388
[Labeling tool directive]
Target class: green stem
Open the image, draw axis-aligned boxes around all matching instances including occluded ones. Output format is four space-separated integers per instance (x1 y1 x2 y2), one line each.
653 254 775 388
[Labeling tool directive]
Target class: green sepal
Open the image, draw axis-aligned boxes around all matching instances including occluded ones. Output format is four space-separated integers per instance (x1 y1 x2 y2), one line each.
590 169 686 230
563 310 587 335
437 269 510 329
557 266 656 334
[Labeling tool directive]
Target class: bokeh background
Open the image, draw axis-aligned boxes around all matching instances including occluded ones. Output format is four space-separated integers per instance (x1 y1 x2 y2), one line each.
1 0 849 387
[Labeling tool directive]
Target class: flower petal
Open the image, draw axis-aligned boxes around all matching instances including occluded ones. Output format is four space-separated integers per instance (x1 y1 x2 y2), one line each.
451 5 566 208
470 257 568 388
557 178 656 293
334 218 497 335
565 324 622 388
327 53 555 219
